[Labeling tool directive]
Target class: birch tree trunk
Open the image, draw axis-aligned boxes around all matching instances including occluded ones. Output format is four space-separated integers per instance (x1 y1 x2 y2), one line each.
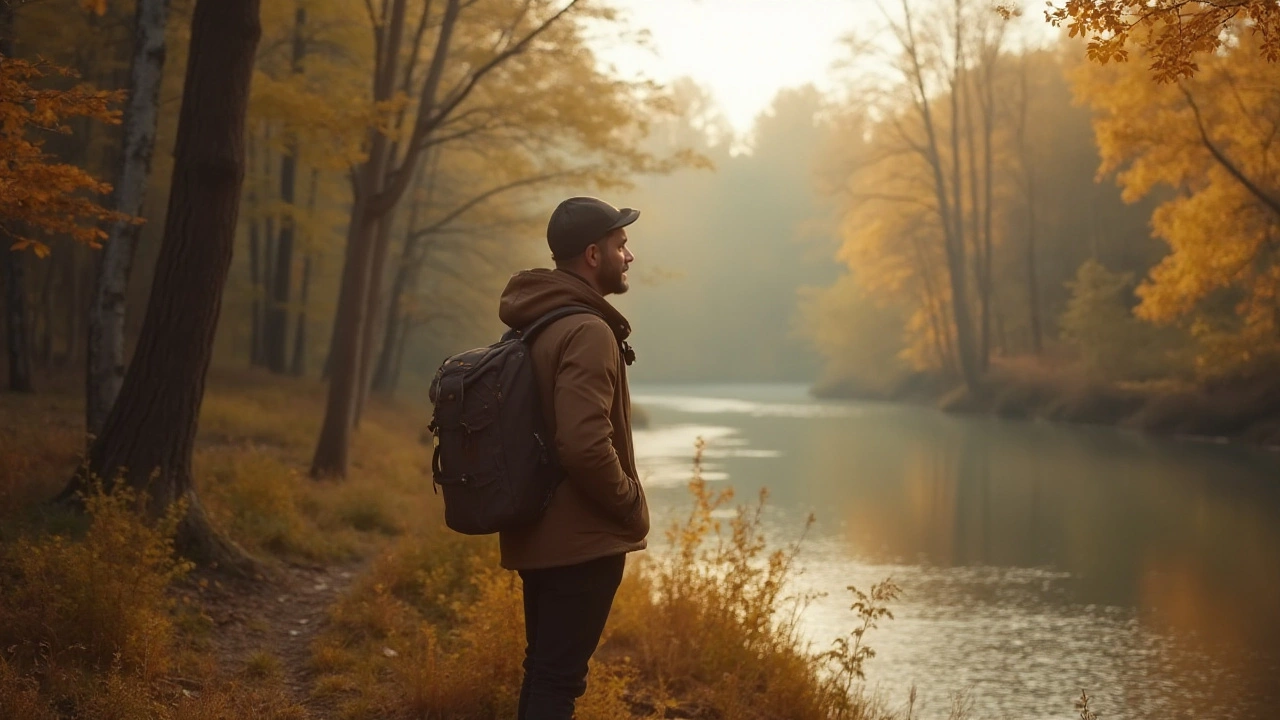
86 0 171 435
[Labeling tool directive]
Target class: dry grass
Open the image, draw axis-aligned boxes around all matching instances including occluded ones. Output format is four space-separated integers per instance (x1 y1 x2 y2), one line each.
310 438 910 720
0 370 1003 720
607 439 902 720
0 388 84 531
0 481 191 678
0 474 317 720
0 368 434 719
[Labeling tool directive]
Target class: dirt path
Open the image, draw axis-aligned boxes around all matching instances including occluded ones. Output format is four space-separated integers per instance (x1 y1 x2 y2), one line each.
188 559 367 717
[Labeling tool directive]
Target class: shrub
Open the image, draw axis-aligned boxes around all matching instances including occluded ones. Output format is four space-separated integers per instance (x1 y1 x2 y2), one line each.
0 479 191 678
198 453 335 559
0 657 55 720
607 438 886 720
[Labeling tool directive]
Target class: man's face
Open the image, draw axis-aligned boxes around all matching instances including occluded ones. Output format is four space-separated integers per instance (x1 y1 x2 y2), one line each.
592 230 634 296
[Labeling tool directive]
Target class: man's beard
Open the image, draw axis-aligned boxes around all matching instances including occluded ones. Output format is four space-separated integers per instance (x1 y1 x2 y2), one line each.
602 258 629 295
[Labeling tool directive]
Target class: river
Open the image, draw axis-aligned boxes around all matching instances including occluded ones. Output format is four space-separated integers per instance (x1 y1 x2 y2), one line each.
630 383 1280 720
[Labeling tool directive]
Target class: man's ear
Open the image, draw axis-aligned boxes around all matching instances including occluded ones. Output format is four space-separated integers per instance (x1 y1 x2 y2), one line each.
583 242 600 269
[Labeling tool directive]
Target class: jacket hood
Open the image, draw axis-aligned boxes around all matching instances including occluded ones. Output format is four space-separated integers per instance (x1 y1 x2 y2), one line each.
498 268 632 342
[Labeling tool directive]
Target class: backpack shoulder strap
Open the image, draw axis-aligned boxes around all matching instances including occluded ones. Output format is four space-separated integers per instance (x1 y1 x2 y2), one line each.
509 305 605 344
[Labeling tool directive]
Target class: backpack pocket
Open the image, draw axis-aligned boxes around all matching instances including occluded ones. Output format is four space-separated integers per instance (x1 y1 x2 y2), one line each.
430 367 514 534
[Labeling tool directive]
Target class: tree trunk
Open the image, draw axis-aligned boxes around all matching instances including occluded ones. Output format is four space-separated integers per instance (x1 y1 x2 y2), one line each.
248 217 264 365
64 248 80 365
311 194 379 478
390 315 416 392
370 165 430 396
291 253 311 377
962 70 989 372
895 0 979 389
1026 172 1043 355
261 212 276 367
354 211 396 425
249 123 275 369
945 0 980 389
38 259 54 367
267 10 305 375
369 261 407 395
86 0 170 436
291 167 318 378
978 54 998 372
65 0 262 570
312 0 409 477
4 249 34 393
1015 57 1043 356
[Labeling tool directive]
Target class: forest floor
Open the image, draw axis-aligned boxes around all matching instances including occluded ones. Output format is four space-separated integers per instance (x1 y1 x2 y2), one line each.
186 559 367 718
2 366 904 720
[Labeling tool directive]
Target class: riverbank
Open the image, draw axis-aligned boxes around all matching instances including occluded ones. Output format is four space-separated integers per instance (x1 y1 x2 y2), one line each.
813 361 1280 448
0 369 913 720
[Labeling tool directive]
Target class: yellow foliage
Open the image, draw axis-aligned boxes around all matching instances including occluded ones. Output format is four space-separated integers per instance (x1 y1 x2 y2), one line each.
1077 31 1280 375
0 480 191 678
0 57 130 255
607 440 888 720
0 658 56 720
1048 0 1280 82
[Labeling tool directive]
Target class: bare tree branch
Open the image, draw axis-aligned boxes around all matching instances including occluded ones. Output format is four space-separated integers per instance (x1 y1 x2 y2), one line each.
409 170 576 240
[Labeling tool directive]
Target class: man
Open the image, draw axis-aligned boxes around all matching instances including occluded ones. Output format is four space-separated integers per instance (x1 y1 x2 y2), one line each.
497 196 650 720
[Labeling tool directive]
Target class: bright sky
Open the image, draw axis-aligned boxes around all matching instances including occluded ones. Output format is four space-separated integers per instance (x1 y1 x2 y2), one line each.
591 0 878 136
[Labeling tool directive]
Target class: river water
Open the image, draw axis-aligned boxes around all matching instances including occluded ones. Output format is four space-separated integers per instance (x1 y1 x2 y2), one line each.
630 383 1280 720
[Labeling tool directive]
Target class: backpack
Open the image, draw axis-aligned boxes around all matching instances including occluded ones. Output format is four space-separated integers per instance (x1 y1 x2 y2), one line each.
426 305 604 535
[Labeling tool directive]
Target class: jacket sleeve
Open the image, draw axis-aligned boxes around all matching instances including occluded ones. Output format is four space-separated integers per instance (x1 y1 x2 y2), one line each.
552 319 643 525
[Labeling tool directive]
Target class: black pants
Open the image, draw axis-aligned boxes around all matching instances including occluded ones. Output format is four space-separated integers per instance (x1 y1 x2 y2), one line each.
516 553 626 720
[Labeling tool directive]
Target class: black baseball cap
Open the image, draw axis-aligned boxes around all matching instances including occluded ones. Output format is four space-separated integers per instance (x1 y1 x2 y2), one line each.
546 196 640 261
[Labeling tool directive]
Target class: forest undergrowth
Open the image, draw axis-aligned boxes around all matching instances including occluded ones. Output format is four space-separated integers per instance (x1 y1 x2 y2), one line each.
1 369 1081 720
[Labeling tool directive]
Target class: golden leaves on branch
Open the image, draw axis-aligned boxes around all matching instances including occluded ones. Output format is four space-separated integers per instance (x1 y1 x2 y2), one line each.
1048 0 1280 82
0 57 133 256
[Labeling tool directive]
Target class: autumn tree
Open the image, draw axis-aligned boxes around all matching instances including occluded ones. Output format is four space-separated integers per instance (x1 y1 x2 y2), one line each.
809 33 1162 392
1059 259 1139 377
1047 0 1280 81
1077 29 1280 378
312 0 677 477
825 0 1011 388
359 20 692 402
62 0 262 565
1 12 124 393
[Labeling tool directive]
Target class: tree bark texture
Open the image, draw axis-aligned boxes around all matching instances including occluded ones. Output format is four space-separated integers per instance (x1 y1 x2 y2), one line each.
369 246 411 395
86 0 171 436
311 193 378 477
353 211 395 426
370 158 434 396
70 0 262 568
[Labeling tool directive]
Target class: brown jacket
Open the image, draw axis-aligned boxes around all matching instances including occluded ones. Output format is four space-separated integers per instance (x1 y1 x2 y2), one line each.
496 268 649 570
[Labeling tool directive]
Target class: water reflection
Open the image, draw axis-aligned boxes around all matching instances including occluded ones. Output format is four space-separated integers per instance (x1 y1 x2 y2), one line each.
632 385 1280 720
